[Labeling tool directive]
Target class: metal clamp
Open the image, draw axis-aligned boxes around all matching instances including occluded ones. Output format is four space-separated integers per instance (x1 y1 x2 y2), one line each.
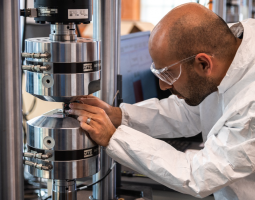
20 8 38 17
23 152 52 160
21 52 51 59
22 65 51 72
24 160 53 171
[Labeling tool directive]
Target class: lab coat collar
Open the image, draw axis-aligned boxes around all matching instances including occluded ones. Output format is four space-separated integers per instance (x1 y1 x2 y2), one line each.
217 19 255 94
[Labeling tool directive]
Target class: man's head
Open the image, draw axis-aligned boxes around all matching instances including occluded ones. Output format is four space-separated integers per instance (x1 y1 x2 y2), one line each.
149 3 241 106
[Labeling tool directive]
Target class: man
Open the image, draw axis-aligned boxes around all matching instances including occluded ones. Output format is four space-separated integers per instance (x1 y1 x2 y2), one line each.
67 3 255 200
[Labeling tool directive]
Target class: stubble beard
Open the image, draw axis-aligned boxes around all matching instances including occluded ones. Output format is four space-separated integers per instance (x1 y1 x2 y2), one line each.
184 68 218 106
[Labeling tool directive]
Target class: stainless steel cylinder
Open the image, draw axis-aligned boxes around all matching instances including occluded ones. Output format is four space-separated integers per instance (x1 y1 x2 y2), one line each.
52 180 77 200
0 0 24 199
25 37 100 63
26 109 100 180
50 23 77 41
25 70 101 102
23 37 101 102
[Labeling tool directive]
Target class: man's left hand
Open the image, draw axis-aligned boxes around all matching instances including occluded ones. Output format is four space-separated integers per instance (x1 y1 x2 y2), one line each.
68 103 116 147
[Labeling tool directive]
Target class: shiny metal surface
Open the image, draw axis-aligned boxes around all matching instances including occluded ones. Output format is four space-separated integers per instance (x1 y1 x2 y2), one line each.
93 0 121 199
213 0 227 21
25 70 101 102
22 64 51 72
50 24 77 41
26 109 100 180
25 37 100 63
27 109 97 150
28 156 99 179
0 0 24 199
52 180 77 200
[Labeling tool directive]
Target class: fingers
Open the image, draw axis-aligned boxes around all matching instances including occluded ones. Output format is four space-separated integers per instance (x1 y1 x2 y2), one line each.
69 109 96 119
69 103 104 115
70 95 111 115
80 122 94 134
80 97 108 109
76 95 98 102
77 115 95 125
80 95 98 99
78 116 96 129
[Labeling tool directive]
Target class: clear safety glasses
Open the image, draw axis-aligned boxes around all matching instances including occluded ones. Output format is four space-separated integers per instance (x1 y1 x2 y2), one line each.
150 55 197 85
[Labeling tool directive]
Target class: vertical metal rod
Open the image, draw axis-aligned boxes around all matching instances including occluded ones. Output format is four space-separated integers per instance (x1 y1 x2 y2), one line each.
92 1 102 199
0 0 24 199
213 0 227 21
248 0 253 18
93 0 121 199
108 0 121 199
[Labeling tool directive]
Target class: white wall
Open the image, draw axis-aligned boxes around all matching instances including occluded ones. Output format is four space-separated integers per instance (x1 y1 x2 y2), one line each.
140 0 210 25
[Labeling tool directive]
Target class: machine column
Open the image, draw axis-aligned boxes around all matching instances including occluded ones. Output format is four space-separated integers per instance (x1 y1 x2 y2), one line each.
93 0 121 199
213 0 227 21
0 0 24 199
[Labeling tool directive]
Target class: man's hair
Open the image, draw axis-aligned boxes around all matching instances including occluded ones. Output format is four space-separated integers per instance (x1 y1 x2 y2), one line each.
168 11 237 61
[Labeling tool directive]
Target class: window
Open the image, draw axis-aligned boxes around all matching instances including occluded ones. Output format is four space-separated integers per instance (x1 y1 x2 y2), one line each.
140 0 210 25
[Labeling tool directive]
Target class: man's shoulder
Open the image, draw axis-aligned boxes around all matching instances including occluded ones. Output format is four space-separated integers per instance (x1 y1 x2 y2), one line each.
226 80 255 112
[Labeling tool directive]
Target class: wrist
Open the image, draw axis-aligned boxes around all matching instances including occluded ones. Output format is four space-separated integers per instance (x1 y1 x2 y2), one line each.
108 107 122 127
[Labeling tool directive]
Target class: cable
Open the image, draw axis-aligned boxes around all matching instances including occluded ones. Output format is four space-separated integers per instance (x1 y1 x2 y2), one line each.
22 0 27 54
112 90 119 106
24 96 37 116
21 0 28 146
39 177 42 200
44 196 51 200
76 24 81 37
77 161 116 191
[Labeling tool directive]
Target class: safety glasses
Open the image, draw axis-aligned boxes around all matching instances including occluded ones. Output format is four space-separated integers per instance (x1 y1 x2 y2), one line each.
150 55 197 85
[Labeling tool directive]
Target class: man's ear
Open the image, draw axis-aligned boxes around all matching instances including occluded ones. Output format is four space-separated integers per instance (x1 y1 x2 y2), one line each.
194 53 213 77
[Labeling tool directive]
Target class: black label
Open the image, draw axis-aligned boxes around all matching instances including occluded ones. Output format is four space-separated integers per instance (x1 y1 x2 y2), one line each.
27 145 99 161
53 61 101 74
25 61 101 74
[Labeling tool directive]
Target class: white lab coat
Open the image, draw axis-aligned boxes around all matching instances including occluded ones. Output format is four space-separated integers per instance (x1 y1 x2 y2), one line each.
106 19 255 200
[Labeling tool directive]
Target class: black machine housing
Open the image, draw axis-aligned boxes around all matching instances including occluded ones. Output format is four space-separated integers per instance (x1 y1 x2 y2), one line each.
34 0 92 24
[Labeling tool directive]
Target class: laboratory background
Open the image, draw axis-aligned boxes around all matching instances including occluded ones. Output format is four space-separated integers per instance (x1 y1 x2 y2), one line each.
0 0 254 200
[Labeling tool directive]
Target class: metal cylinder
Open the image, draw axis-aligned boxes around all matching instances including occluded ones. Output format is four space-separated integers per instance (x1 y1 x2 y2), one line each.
26 109 100 180
0 0 23 199
23 37 101 102
92 0 121 199
50 23 77 41
52 180 77 200
213 0 227 21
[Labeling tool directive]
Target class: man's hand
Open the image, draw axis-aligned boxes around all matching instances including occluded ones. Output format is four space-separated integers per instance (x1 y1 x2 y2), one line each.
77 96 122 127
69 103 116 147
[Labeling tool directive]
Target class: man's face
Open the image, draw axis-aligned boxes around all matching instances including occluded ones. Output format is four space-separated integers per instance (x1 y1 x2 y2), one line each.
166 62 218 106
149 30 218 106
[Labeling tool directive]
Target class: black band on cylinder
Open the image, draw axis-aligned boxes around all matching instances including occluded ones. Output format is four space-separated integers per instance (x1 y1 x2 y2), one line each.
27 145 99 161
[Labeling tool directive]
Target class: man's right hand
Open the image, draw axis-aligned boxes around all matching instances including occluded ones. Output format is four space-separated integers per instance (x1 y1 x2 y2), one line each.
77 95 122 127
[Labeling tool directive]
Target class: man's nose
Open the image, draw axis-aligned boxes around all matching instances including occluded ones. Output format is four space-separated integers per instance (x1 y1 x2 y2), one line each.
159 79 172 90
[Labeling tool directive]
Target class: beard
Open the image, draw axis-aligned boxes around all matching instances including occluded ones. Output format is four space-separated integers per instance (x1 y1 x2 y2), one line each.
170 67 218 106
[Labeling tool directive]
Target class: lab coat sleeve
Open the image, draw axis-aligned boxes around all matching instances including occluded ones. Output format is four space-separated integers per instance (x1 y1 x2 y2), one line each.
106 102 255 198
120 95 201 138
